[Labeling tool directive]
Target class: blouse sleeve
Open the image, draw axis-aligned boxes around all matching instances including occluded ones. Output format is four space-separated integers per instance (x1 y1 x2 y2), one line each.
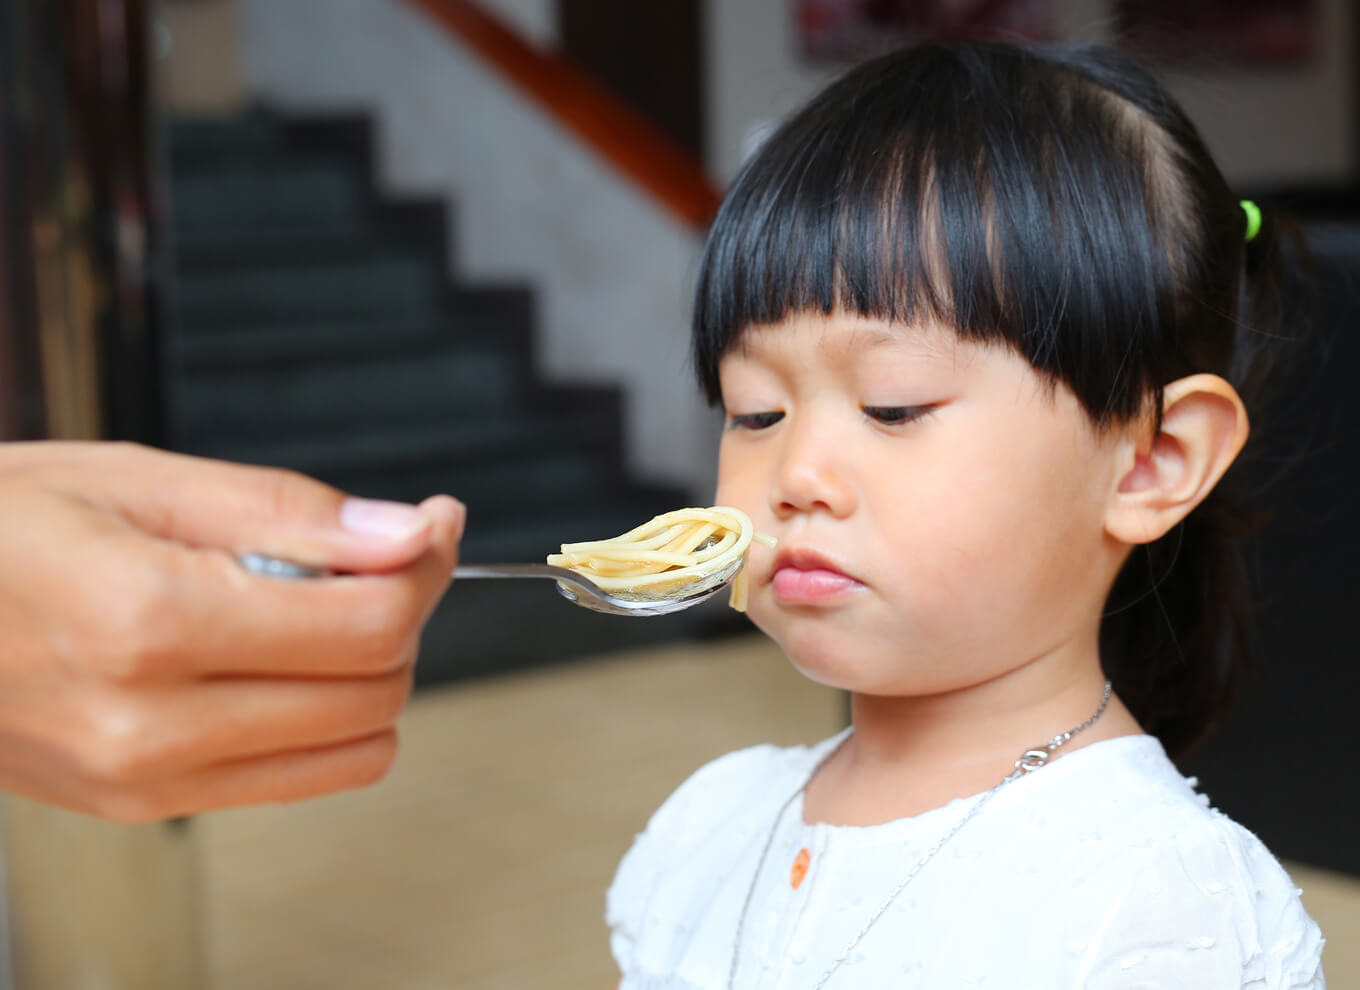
606 822 661 973
1075 817 1325 989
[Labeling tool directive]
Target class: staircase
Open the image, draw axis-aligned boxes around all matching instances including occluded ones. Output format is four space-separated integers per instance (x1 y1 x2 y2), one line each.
164 109 733 685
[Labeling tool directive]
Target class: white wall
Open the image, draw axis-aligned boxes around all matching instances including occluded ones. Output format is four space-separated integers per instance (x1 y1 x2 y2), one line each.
707 0 1354 188
237 0 718 499
478 0 555 49
1158 0 1352 187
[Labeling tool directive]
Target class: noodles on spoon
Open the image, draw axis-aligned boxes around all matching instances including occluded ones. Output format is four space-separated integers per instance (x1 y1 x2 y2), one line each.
546 506 777 611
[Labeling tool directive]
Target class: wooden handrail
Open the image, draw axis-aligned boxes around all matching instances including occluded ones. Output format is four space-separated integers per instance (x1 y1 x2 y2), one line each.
400 0 723 231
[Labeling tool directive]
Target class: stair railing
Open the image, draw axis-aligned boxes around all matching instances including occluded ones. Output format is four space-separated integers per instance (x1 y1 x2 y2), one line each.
397 0 723 230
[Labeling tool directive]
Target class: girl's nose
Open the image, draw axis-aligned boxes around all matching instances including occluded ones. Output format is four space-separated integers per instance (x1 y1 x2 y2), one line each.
769 423 856 520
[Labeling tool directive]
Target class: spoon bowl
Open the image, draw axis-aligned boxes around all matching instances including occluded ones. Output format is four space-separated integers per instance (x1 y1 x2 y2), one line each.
452 559 745 616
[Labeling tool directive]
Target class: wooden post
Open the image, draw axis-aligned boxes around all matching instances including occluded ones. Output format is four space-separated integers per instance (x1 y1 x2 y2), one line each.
0 0 196 986
1 800 206 990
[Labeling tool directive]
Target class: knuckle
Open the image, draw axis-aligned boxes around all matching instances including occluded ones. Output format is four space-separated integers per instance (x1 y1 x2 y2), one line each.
254 465 329 520
76 698 159 785
348 604 418 671
99 575 180 682
100 441 147 467
375 663 416 723
89 790 160 825
354 731 400 787
62 558 181 683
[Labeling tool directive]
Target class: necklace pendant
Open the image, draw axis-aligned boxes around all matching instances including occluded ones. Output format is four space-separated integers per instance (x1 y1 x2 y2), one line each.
1015 748 1051 773
790 847 811 889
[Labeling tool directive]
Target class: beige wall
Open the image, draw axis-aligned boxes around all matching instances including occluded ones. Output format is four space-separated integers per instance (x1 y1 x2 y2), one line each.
158 0 245 114
158 0 552 116
707 0 1355 188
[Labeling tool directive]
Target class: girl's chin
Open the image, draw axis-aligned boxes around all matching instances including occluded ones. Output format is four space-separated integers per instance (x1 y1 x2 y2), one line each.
760 628 937 696
771 638 873 692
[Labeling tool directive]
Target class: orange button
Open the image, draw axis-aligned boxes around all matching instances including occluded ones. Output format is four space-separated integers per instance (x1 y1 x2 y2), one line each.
789 848 811 889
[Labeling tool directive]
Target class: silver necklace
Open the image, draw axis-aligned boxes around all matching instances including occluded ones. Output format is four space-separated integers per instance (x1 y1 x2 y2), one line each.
727 681 1113 990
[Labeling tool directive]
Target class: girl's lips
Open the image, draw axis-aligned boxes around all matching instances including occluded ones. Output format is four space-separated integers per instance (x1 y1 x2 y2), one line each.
772 567 863 602
769 548 863 603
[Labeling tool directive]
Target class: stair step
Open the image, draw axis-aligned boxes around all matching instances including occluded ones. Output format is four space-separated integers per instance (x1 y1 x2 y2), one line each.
172 227 419 271
179 420 630 519
168 113 284 161
173 215 370 252
177 410 648 529
320 447 618 516
176 316 484 369
173 254 442 327
175 347 522 445
182 414 612 481
170 158 364 231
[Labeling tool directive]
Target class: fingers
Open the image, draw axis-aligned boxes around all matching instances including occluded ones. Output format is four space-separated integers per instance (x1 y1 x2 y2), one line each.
19 462 464 679
151 730 403 821
95 665 417 781
0 658 416 821
161 493 461 677
0 731 403 824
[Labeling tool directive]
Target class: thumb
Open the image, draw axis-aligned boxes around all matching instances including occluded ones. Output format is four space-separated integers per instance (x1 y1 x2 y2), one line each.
88 446 465 574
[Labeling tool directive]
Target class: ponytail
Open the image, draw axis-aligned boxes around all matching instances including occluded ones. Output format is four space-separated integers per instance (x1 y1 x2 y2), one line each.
1100 492 1255 758
1100 202 1311 759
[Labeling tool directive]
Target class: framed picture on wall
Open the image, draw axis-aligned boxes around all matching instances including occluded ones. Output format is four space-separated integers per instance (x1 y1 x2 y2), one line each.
795 0 1052 63
1117 0 1316 66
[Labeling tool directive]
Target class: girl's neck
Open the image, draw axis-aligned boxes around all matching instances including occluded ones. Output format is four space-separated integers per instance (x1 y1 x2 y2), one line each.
804 659 1143 826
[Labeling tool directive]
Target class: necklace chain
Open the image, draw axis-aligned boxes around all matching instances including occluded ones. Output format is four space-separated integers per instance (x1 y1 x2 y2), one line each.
726 681 1113 990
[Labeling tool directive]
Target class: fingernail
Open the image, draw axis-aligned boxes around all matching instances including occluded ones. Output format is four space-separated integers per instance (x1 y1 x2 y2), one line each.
449 499 467 539
340 498 431 541
417 495 467 539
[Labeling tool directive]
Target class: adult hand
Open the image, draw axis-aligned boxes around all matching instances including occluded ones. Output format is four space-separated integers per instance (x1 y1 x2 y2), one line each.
0 442 463 822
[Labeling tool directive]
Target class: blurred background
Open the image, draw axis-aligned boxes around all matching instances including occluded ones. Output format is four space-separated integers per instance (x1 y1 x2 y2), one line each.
0 0 1356 986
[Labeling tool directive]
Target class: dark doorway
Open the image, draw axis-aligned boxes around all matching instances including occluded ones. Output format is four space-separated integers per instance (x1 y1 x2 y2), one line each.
557 0 706 163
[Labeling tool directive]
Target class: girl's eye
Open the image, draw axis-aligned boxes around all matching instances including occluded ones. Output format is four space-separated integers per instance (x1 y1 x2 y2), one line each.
863 405 932 426
726 411 784 431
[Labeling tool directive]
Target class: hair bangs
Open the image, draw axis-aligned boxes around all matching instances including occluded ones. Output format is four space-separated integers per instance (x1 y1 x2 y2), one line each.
692 43 1201 425
692 71 1005 404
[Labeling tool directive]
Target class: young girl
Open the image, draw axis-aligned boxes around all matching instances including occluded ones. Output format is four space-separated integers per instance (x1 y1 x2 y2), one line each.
606 41 1325 988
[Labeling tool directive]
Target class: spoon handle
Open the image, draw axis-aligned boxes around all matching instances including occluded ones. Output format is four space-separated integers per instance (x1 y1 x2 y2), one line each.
453 563 576 581
237 555 580 585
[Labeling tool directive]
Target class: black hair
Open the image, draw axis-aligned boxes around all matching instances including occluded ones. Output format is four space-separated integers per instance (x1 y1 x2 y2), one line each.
692 41 1295 758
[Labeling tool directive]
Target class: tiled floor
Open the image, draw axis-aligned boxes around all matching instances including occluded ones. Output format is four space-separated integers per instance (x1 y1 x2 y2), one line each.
199 635 1357 988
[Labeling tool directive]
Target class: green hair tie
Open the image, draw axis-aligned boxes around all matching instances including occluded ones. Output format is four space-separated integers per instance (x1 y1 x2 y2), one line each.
1240 200 1262 242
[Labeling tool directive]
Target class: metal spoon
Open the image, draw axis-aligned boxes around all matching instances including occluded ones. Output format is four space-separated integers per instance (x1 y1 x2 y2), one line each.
236 553 744 617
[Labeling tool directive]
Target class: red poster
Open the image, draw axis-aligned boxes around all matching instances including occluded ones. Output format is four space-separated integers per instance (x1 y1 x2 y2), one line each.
796 0 1053 62
1118 0 1315 65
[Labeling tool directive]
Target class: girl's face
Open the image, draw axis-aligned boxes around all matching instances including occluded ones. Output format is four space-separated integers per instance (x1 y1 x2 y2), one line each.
715 311 1131 697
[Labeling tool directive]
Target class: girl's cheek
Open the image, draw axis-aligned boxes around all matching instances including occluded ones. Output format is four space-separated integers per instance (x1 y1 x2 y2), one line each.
715 439 754 503
717 452 777 521
714 470 754 513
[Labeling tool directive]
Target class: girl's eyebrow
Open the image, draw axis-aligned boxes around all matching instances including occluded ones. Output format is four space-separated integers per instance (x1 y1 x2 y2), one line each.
731 319 961 365
840 323 958 362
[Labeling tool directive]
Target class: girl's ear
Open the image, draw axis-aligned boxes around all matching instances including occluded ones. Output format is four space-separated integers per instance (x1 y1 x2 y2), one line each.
1104 374 1250 546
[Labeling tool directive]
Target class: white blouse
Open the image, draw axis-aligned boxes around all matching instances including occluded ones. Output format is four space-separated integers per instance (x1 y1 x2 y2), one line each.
607 732 1325 989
